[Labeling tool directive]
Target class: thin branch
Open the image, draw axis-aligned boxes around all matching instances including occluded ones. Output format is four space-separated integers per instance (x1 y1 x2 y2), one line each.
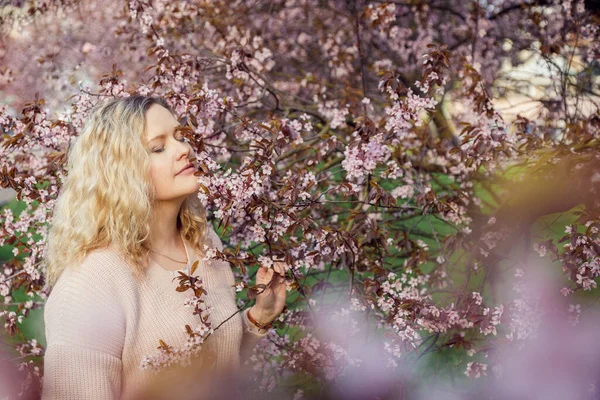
0 270 26 285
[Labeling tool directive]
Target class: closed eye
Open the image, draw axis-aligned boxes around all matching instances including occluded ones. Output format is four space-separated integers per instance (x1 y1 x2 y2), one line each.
151 127 189 153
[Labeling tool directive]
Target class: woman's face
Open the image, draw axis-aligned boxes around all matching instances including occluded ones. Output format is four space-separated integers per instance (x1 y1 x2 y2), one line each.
144 104 200 202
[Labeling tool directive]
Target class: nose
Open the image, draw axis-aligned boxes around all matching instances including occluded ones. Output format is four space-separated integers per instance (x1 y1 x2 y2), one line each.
176 139 192 161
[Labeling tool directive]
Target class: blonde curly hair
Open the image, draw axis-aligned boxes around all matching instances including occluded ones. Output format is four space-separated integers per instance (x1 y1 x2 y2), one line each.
43 95 208 290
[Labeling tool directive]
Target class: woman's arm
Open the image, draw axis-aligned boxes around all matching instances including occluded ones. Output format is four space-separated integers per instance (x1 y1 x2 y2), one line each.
240 262 287 363
42 254 127 399
239 307 270 363
204 225 272 363
42 344 123 399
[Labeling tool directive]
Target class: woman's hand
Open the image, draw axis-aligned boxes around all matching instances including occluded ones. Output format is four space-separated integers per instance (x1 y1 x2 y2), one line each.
249 262 287 325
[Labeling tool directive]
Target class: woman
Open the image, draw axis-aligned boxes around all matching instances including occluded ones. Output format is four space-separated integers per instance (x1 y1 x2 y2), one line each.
41 96 287 399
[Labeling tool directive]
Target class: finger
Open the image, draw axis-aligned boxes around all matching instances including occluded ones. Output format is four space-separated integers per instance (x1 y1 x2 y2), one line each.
275 261 286 276
256 266 265 279
276 280 287 300
256 266 271 284
276 278 287 293
279 262 287 276
273 268 286 285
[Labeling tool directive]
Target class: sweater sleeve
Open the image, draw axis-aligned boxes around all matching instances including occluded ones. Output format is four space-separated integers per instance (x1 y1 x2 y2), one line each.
42 253 127 400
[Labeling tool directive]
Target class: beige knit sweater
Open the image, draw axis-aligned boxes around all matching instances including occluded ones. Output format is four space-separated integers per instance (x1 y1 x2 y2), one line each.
41 226 268 399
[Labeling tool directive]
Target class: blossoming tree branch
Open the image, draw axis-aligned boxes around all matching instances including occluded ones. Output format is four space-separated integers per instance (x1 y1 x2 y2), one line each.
0 0 599 398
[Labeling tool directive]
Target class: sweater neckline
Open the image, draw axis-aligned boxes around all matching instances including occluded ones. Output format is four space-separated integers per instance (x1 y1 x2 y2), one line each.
149 233 197 277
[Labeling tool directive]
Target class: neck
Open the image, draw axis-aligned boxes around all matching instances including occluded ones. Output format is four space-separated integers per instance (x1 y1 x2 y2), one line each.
149 198 185 251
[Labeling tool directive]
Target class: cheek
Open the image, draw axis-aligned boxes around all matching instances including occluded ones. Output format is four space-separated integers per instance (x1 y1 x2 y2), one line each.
149 165 159 183
149 164 168 188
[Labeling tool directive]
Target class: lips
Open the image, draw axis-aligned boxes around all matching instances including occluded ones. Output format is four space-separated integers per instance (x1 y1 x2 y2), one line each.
176 162 194 175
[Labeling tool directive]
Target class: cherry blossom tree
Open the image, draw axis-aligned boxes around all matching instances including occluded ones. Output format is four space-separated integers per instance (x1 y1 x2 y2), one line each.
1 0 599 398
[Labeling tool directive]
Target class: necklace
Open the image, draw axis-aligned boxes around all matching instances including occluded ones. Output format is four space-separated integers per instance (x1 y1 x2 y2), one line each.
150 232 190 273
150 249 187 264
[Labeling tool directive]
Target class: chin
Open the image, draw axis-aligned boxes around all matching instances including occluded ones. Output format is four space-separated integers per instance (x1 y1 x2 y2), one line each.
186 183 202 196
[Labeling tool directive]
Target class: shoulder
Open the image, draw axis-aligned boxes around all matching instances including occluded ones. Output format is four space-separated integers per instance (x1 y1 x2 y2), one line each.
204 223 224 252
44 247 130 356
46 247 137 315
53 247 135 292
201 224 238 287
201 223 233 267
